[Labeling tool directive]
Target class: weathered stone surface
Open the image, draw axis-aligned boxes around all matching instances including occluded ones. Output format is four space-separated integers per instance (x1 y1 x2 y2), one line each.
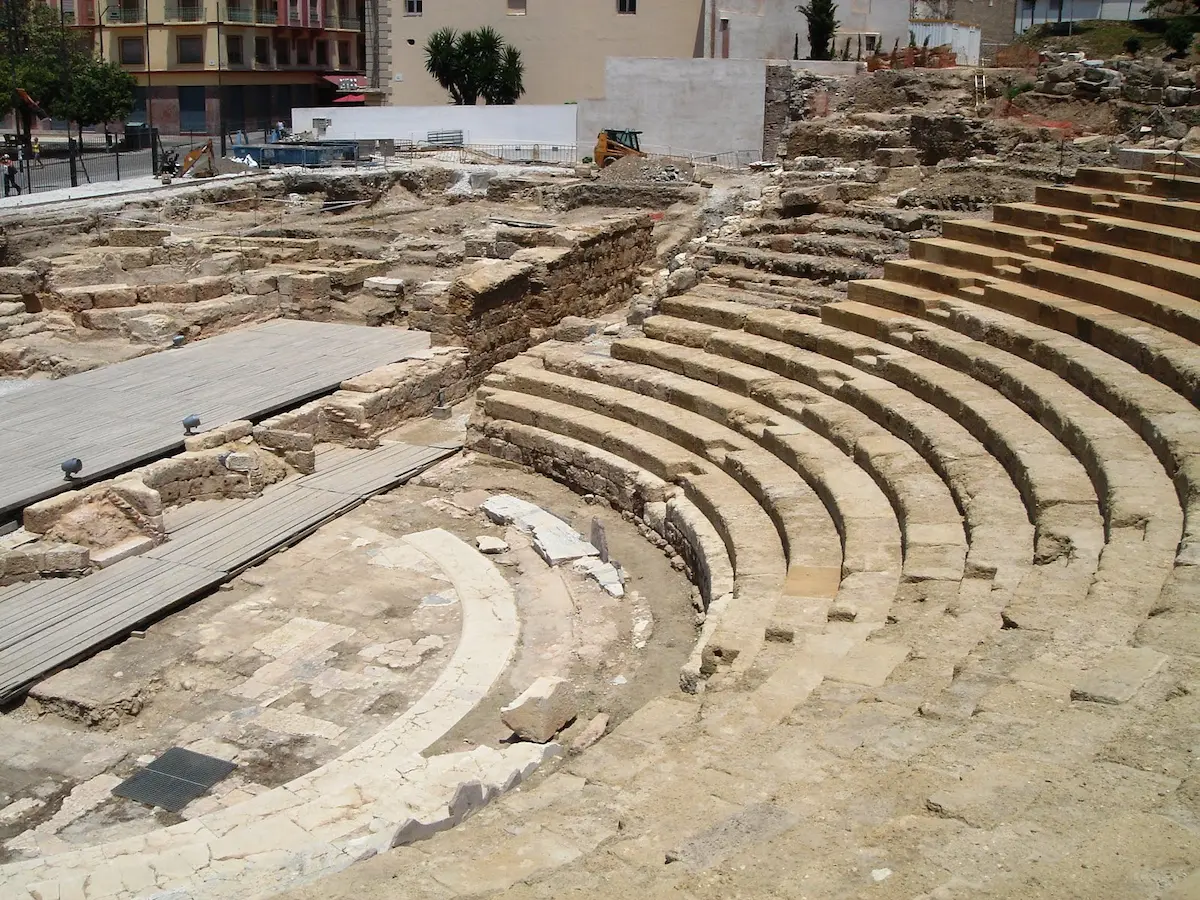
1071 648 1168 704
569 713 609 751
108 227 170 247
501 676 577 742
476 535 509 554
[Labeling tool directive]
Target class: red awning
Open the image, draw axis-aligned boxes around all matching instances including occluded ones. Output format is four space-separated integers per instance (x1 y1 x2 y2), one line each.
333 94 365 103
324 74 368 91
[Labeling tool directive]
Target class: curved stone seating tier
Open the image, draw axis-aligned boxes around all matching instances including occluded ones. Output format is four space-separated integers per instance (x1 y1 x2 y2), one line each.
848 273 1200 563
914 232 1200 343
633 314 1034 587
1074 164 1200 202
0 529 546 900
991 201 1200 264
475 380 789 683
1034 183 1200 232
880 258 1200 406
654 295 1103 568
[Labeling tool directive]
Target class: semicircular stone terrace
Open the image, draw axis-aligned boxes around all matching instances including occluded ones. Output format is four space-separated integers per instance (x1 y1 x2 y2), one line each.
409 165 1200 898
0 529 551 900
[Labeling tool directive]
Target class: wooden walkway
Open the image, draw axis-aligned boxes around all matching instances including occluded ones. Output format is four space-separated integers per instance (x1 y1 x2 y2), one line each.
0 441 456 702
0 321 430 521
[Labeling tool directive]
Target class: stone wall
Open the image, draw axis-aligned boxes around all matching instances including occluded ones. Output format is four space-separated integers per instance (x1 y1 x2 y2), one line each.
257 348 471 447
0 542 90 586
762 64 793 162
410 216 654 378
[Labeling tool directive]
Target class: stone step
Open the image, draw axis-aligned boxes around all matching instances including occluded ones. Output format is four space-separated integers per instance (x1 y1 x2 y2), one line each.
747 232 906 265
656 295 1105 566
990 204 1200 267
78 293 278 341
881 259 1200 409
476 383 787 682
836 276 1200 565
742 214 908 242
700 244 878 285
913 236 1200 344
692 276 845 312
640 308 1033 586
1072 166 1157 194
602 336 967 584
1034 183 1200 232
830 294 1183 550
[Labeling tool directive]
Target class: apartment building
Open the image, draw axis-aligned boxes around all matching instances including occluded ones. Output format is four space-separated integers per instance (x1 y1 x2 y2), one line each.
373 0 706 105
59 0 367 133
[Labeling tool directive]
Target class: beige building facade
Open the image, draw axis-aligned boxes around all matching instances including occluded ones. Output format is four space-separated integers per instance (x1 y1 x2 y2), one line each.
373 0 706 105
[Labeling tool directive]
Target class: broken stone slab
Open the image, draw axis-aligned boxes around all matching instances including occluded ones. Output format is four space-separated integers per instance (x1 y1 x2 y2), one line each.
475 535 509 554
364 276 405 296
1070 647 1168 705
570 713 609 752
573 556 624 598
481 494 599 566
501 676 577 743
91 535 156 568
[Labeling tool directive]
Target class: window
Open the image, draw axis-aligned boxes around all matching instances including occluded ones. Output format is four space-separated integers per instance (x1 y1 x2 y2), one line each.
119 36 144 64
507 0 525 14
404 0 421 15
337 39 350 65
275 37 290 64
618 0 635 12
61 0 76 23
315 39 328 65
297 39 310 64
226 34 244 65
864 34 877 52
177 35 204 64
255 35 270 64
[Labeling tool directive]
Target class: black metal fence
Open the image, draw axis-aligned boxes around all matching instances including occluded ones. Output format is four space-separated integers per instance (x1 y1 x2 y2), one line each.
0 133 157 198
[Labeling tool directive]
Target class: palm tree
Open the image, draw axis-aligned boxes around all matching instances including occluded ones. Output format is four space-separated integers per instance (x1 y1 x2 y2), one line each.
423 26 526 105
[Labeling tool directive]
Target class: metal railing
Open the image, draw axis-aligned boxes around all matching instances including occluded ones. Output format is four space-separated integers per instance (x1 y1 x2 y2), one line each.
255 6 277 23
224 3 254 21
164 2 205 21
106 6 144 23
327 13 359 28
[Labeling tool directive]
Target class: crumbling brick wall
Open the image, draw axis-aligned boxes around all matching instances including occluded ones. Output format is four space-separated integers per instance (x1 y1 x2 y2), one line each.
410 214 654 378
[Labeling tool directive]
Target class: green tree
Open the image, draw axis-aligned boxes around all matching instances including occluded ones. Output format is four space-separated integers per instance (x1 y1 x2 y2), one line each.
423 26 526 105
55 56 137 141
796 0 839 61
1164 18 1195 55
0 0 91 148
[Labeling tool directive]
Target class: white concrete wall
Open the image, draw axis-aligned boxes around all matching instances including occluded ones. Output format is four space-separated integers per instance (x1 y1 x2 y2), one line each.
578 57 767 162
289 105 578 146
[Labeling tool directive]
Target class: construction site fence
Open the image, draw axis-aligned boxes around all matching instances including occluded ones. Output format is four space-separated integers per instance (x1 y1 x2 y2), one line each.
0 133 153 198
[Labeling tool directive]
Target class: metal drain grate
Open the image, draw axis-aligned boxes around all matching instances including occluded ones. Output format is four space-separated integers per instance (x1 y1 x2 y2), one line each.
112 747 237 813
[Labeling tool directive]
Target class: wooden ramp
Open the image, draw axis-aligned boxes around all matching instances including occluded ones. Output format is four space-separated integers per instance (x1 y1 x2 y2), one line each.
0 441 456 702
0 321 431 521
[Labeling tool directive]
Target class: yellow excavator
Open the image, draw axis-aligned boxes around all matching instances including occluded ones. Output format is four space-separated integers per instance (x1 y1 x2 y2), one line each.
593 129 645 168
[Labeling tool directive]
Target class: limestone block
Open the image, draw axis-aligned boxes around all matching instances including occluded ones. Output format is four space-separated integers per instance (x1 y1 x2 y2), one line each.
570 713 609 751
666 267 699 296
1070 648 1168 704
253 426 315 452
40 542 90 572
476 536 509 554
279 272 331 300
284 449 316 474
221 451 257 473
183 419 253 451
108 227 170 247
91 535 156 568
238 271 279 295
110 480 163 518
137 282 197 305
364 276 405 296
0 300 24 317
0 268 40 297
874 147 918 167
189 275 232 301
501 676 576 743
24 491 87 534
127 313 181 343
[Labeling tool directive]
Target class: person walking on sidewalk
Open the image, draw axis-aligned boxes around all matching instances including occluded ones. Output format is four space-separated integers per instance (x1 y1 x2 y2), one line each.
2 155 20 196
31 137 42 167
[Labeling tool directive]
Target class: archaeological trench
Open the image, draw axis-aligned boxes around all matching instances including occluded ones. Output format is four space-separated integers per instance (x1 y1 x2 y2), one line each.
0 63 1199 900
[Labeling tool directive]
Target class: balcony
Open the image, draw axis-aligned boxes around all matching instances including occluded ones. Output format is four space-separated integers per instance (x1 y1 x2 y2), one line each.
255 5 277 22
223 2 254 22
165 2 206 22
327 12 359 29
106 6 144 23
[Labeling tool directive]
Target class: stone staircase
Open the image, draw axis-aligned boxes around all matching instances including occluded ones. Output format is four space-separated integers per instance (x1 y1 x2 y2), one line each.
352 164 1200 899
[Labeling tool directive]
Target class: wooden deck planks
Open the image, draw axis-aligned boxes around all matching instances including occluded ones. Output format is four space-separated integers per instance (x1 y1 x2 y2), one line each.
0 441 457 701
0 321 431 520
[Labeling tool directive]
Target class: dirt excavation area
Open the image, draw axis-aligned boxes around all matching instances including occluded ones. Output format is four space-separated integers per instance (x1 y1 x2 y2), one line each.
0 54 1198 900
